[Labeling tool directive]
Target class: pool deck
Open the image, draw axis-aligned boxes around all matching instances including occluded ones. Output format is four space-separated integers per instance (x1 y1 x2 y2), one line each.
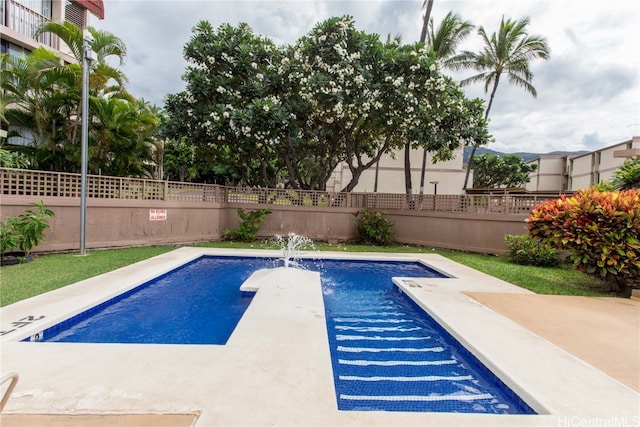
1 247 639 426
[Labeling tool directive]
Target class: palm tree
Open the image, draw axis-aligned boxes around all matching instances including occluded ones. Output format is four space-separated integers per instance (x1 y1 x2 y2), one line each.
610 158 640 190
1 49 78 170
428 12 474 68
403 0 435 197
417 12 475 194
34 21 127 66
455 16 550 191
89 97 156 177
34 22 130 144
34 22 130 98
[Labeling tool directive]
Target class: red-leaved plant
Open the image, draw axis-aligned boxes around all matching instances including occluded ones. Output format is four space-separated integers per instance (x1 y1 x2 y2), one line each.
527 188 639 294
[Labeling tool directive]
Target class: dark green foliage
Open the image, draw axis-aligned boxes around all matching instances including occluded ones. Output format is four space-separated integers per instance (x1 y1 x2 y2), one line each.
354 211 395 246
472 153 538 188
223 208 272 242
505 234 558 267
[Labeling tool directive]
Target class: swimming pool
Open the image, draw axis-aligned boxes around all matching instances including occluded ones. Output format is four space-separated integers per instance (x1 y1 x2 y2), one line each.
27 255 534 414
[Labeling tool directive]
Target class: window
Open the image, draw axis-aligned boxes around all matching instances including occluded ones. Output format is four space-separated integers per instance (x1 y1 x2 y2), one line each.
1 40 31 58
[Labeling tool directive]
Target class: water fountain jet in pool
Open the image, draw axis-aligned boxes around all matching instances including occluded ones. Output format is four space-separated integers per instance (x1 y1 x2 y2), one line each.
274 232 314 268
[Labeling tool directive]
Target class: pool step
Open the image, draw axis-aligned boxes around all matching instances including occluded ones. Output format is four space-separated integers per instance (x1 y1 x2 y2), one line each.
327 302 496 412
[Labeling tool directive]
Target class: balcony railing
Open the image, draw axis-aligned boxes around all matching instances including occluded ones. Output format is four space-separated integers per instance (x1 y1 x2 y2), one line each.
2 0 59 49
0 168 560 214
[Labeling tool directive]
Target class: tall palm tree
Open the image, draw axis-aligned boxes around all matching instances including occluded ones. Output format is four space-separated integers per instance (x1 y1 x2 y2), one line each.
34 21 130 139
31 22 145 175
402 0 434 196
1 49 78 169
456 16 550 191
420 12 474 194
417 11 475 195
34 21 129 94
403 0 434 196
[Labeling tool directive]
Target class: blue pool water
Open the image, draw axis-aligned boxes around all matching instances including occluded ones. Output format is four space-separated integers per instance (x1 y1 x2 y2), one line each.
38 257 263 344
319 259 534 414
31 255 535 414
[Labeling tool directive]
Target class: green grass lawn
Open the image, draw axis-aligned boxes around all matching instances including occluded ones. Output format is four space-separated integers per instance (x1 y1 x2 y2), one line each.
0 242 612 307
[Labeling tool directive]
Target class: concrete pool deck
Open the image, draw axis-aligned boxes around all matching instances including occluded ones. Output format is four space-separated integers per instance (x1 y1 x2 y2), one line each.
1 247 639 426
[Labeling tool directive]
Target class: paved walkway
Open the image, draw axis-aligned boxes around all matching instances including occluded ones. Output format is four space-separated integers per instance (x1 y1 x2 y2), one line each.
0 413 199 426
467 293 640 392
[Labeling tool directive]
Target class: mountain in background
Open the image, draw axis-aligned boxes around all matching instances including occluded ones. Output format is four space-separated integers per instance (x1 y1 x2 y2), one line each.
462 146 589 164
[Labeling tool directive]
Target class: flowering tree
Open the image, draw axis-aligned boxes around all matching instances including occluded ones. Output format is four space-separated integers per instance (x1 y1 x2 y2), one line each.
165 21 289 187
165 17 489 191
287 16 488 191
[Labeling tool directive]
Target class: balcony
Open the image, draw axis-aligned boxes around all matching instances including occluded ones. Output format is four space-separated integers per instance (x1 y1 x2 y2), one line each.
1 0 59 50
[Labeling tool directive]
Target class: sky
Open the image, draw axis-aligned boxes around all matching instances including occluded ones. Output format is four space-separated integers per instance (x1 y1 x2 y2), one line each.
93 0 640 154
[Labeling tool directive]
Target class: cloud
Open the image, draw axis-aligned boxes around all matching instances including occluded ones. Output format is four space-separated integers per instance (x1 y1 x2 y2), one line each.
94 0 640 153
581 133 605 151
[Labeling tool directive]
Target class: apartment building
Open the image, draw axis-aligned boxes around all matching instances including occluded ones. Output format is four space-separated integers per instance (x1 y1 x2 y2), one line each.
1 0 104 139
327 145 467 194
525 136 640 192
1 0 103 61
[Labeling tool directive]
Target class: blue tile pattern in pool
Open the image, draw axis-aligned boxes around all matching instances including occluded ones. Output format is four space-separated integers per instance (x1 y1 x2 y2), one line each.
34 256 270 344
319 259 535 414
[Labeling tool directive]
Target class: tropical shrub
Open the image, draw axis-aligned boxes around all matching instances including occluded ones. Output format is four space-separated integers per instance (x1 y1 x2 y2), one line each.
354 211 395 246
504 234 559 267
527 188 639 293
223 208 271 242
0 148 29 168
0 201 55 259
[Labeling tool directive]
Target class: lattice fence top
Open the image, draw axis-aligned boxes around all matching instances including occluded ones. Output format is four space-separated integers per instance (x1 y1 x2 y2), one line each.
0 168 559 214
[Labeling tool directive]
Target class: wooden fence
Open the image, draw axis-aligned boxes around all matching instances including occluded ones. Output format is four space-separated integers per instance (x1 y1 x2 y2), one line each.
0 168 559 215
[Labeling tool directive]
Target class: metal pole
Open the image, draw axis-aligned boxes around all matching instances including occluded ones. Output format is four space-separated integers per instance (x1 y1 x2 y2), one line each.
79 36 90 255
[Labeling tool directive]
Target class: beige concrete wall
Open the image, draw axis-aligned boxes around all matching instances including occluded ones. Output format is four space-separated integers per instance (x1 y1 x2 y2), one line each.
387 211 528 254
0 196 225 252
329 146 467 194
525 156 567 192
225 204 358 243
521 137 640 192
568 154 595 190
568 137 639 190
1 196 528 254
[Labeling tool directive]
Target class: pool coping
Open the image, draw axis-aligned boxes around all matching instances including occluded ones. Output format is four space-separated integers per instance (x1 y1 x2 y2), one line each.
1 247 639 426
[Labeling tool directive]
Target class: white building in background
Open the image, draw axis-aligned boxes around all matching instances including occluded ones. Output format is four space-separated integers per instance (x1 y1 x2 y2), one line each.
330 136 639 195
525 136 640 192
328 146 467 194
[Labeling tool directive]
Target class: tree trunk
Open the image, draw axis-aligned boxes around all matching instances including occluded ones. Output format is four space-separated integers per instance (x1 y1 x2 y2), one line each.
404 142 412 195
419 148 428 194
419 0 434 44
462 143 477 191
463 75 500 192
